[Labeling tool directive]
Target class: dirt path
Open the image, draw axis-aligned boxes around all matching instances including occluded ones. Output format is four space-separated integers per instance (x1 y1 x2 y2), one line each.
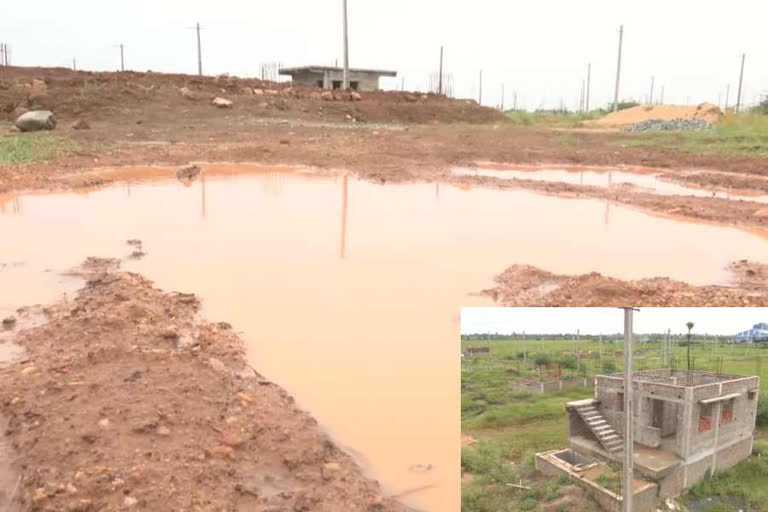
0 258 407 512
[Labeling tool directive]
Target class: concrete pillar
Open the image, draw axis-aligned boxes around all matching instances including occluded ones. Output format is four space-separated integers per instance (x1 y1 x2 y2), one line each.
323 71 330 89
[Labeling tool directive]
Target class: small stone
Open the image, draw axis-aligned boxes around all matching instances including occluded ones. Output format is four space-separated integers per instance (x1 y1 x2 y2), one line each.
123 496 138 507
32 488 47 502
156 425 171 436
253 88 264 95
72 119 91 130
322 462 342 480
176 164 201 180
66 483 78 494
98 418 111 429
21 365 37 376
2 316 16 326
211 97 233 108
351 91 362 101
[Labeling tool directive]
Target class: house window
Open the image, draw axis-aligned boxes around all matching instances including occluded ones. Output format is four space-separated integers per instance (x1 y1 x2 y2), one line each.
699 403 713 433
350 81 360 90
721 399 734 425
617 392 624 412
332 80 342 89
316 80 324 88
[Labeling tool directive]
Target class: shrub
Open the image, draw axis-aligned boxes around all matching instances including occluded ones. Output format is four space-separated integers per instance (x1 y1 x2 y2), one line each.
756 394 768 426
601 360 617 374
560 355 578 370
519 497 538 511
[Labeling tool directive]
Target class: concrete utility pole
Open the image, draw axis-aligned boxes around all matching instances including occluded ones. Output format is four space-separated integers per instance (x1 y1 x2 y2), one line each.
342 0 350 89
736 53 745 112
73 57 77 71
660 85 664 105
649 76 654 105
119 43 125 72
438 46 444 96
613 25 624 112
478 70 483 105
725 84 730 111
580 80 585 112
500 83 505 110
196 22 203 76
586 63 591 112
623 307 636 512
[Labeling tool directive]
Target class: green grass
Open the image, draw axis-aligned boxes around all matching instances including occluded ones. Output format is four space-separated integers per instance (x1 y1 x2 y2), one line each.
504 110 603 128
617 112 768 157
0 133 81 164
681 440 768 511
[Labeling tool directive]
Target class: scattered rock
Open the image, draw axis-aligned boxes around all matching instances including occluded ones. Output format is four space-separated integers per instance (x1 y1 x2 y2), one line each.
321 91 334 101
241 87 254 95
27 79 48 101
123 496 138 507
351 91 362 101
754 208 768 218
264 90 279 96
322 462 342 480
404 94 418 103
2 316 16 326
15 110 57 132
211 97 233 108
627 118 712 132
253 88 264 96
176 164 201 180
98 418 111 429
72 119 91 130
156 425 171 436
179 87 197 100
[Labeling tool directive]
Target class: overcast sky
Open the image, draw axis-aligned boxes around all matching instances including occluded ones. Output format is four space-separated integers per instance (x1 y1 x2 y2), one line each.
2 1 766 110
461 308 768 336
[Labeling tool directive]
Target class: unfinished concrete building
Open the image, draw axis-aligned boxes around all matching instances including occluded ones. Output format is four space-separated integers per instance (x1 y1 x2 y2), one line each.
536 369 760 512
278 66 396 91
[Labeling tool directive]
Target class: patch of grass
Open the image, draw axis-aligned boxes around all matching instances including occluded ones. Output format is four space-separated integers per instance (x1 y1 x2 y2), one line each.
504 110 603 127
682 449 768 511
0 133 81 164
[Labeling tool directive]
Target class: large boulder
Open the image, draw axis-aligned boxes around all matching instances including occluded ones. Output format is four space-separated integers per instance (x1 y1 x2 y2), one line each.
15 110 57 132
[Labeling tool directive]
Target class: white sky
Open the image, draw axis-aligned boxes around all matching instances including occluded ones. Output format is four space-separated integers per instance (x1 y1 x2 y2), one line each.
460 308 768 336
2 1 766 110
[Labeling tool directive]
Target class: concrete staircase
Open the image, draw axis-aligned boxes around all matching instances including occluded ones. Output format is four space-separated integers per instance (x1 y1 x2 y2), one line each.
575 403 624 454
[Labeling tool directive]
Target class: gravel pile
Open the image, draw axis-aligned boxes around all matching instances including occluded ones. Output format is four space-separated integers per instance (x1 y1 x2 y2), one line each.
626 118 712 132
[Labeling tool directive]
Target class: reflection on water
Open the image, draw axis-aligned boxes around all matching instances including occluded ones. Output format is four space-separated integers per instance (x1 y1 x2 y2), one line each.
452 166 768 204
3 165 768 511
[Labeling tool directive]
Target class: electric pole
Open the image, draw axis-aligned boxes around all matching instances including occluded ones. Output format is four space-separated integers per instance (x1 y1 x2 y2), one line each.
73 57 77 71
649 76 654 105
438 46 444 96
478 70 483 105
196 22 203 76
119 43 125 72
623 307 636 512
586 63 591 112
342 0 350 90
613 24 624 112
725 84 730 111
500 83 505 110
580 80 585 112
736 53 745 112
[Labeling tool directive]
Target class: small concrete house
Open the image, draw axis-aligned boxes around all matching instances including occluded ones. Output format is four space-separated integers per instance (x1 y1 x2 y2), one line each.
536 369 760 512
279 66 397 91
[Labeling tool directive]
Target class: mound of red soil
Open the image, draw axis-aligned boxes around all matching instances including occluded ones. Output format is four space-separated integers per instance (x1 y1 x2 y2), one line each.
0 258 406 512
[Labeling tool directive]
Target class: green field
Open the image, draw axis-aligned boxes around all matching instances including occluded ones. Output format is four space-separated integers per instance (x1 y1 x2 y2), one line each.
461 337 768 512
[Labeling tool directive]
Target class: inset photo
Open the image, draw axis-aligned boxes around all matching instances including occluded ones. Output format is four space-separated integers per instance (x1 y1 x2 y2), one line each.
461 307 767 512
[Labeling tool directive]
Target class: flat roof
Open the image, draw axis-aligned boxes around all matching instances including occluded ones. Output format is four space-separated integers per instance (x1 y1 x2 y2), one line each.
598 369 756 388
279 65 397 77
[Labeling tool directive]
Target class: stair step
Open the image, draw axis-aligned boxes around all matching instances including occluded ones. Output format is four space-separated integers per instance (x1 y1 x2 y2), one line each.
600 434 620 441
588 419 607 426
593 425 613 432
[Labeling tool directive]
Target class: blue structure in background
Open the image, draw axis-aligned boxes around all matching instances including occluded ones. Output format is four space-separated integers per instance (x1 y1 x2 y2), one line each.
733 323 768 344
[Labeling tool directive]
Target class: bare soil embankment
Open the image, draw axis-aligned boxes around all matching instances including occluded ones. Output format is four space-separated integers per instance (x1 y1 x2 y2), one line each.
0 257 407 512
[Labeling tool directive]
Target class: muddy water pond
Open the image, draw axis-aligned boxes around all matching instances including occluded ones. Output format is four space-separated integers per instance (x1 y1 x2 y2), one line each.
452 165 768 204
3 165 768 511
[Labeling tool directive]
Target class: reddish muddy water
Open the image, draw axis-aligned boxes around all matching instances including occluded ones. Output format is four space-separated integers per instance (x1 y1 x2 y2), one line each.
3 165 768 510
452 165 768 204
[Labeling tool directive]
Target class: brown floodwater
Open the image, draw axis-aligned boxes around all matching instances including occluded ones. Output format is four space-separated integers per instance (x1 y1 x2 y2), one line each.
452 165 768 204
3 165 768 511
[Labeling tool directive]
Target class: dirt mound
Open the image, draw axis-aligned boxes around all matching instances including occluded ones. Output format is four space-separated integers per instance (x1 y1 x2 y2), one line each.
590 103 723 127
0 66 505 125
0 260 406 511
484 262 768 306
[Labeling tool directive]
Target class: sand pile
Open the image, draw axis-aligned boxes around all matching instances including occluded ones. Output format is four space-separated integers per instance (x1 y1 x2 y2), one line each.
590 103 723 127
